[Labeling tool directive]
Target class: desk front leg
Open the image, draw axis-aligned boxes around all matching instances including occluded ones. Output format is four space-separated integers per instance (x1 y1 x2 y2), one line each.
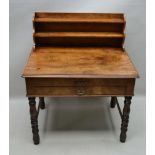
120 96 132 142
28 97 40 145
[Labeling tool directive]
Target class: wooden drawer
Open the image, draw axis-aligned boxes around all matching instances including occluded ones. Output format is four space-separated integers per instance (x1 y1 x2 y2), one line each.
25 78 135 96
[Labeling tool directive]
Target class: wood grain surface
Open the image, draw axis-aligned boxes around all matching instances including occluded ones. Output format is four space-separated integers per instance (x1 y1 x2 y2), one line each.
33 32 124 47
34 32 124 37
33 12 125 33
25 78 135 96
34 12 124 21
22 47 139 78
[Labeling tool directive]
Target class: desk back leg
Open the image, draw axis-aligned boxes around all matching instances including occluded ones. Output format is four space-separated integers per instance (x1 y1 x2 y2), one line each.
110 96 117 108
39 97 45 109
28 97 40 145
120 96 132 143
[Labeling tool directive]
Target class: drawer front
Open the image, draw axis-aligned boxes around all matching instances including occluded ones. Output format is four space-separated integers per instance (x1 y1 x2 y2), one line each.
26 78 134 87
25 78 135 96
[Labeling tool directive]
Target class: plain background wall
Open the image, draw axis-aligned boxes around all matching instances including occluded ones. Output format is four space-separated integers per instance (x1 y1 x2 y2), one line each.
9 0 146 98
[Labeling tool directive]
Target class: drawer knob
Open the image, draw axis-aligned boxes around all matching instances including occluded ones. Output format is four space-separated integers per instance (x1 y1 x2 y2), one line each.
76 87 85 96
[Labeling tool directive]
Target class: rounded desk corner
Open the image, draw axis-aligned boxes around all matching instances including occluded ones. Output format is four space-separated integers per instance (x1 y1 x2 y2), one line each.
135 73 140 79
21 74 26 78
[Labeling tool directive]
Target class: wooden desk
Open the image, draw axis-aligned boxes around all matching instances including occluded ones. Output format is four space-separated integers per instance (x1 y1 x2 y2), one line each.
22 12 139 144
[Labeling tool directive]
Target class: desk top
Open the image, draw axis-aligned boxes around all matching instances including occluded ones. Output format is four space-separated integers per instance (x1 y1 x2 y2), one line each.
22 47 139 78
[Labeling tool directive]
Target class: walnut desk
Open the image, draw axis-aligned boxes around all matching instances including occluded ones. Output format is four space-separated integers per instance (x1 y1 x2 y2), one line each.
22 12 139 145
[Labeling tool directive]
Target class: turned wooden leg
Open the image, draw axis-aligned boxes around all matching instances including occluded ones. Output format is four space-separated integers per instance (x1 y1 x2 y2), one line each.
28 97 40 145
110 96 117 108
39 97 45 109
120 96 132 143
